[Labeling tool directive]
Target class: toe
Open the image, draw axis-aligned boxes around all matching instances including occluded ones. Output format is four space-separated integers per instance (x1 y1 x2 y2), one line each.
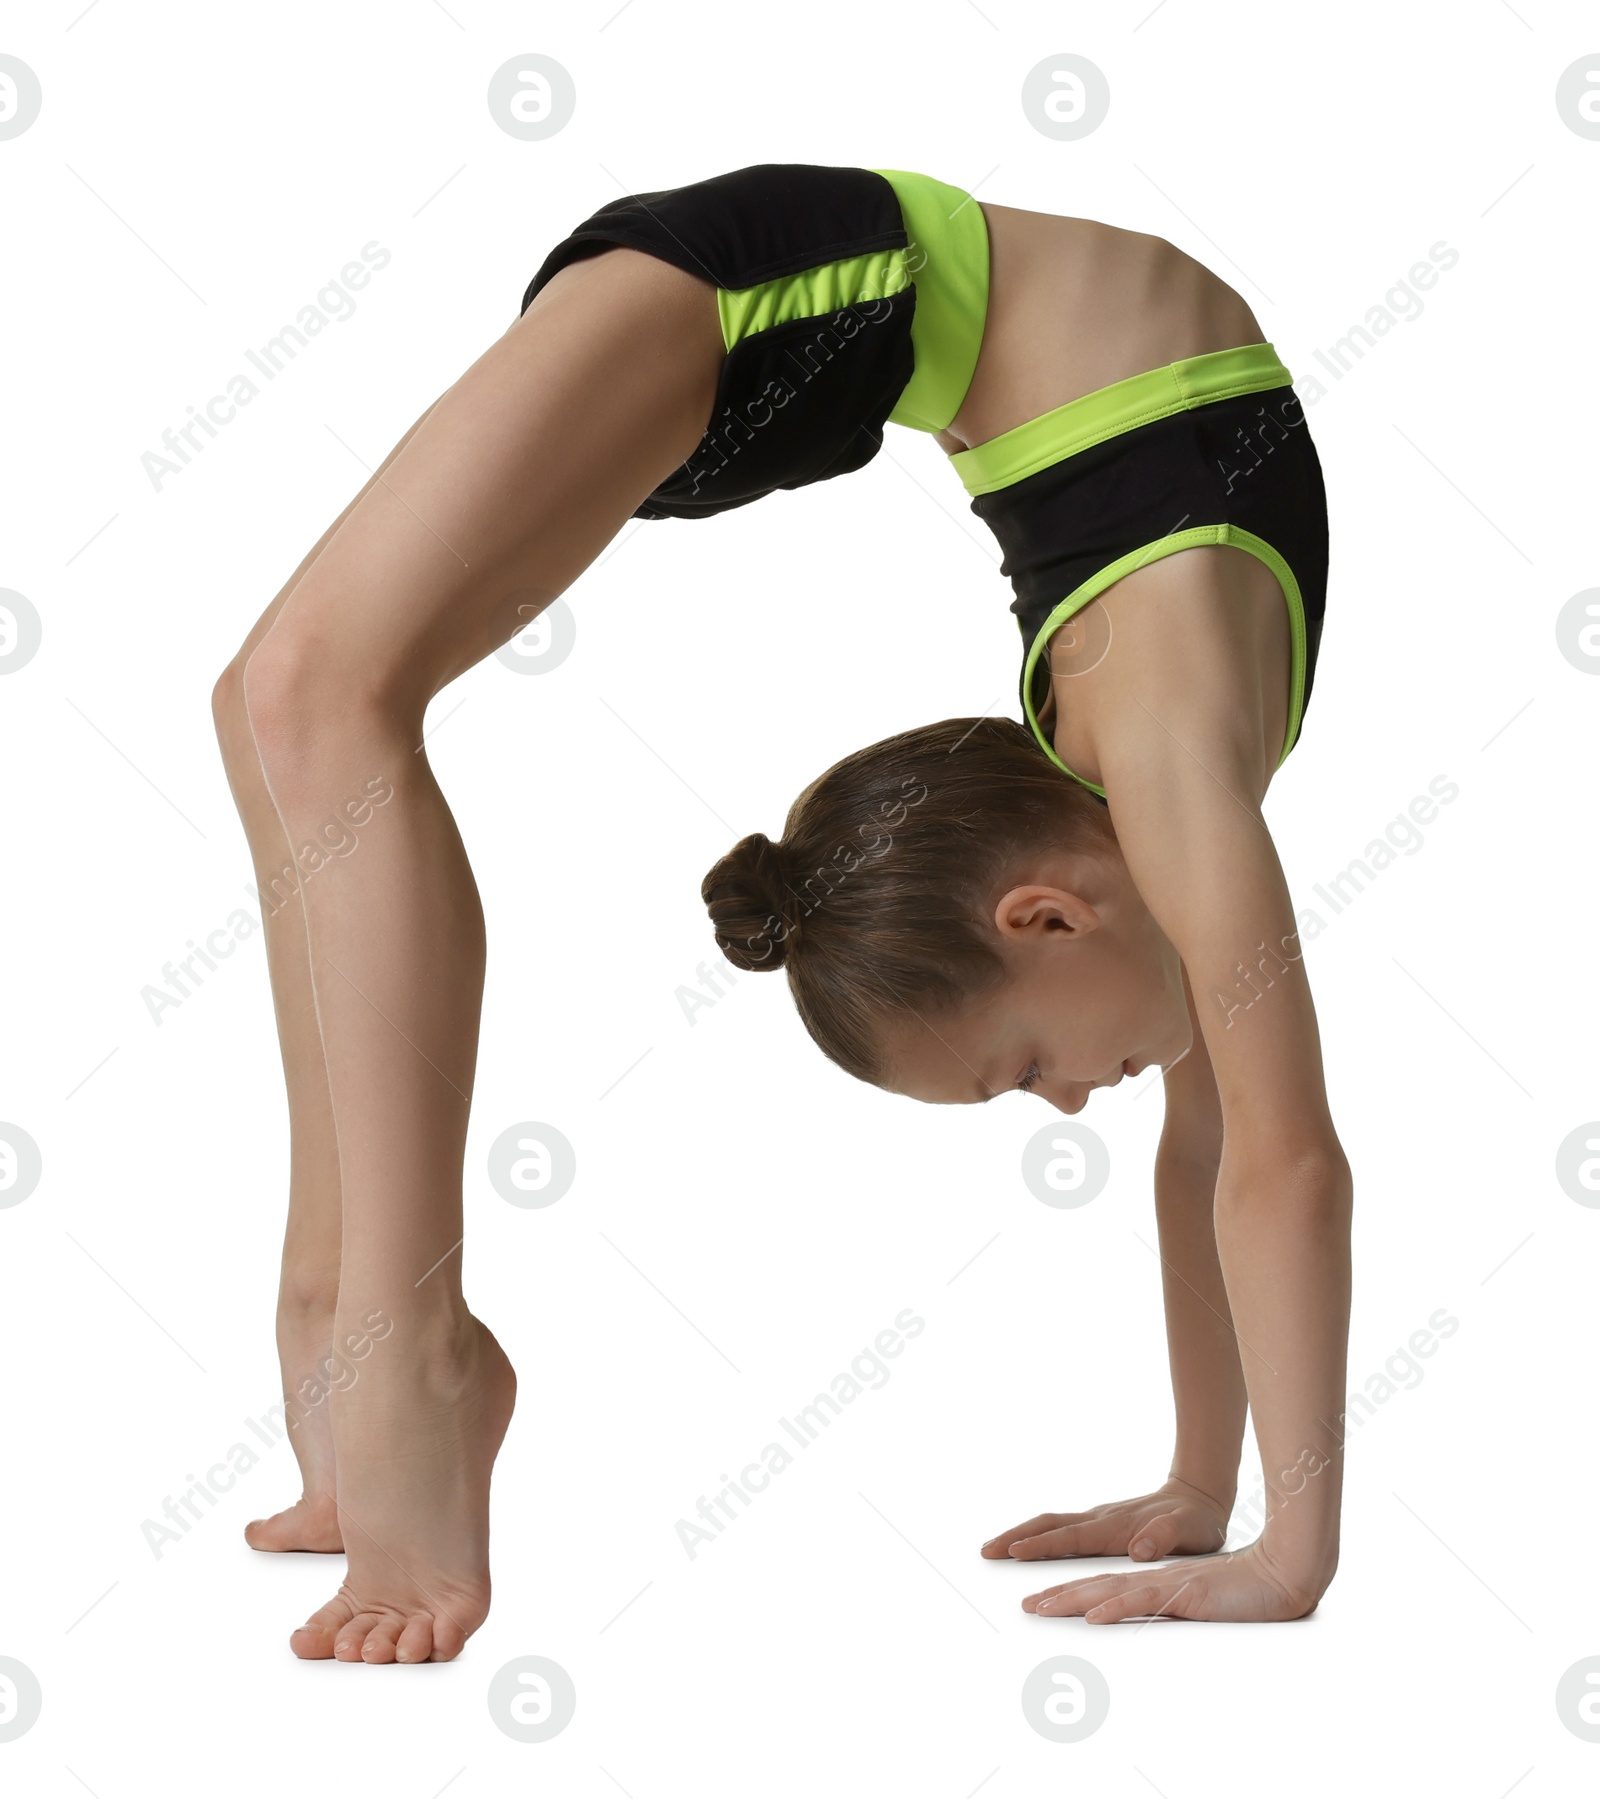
290 1594 355 1660
428 1611 469 1662
246 1498 344 1554
395 1615 435 1665
334 1613 381 1662
247 1511 301 1552
361 1622 401 1665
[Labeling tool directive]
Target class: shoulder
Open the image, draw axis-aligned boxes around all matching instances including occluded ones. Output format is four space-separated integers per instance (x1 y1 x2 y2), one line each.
1049 542 1291 802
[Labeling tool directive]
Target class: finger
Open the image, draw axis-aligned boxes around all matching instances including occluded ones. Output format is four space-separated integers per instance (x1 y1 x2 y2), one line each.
971 1518 1087 1561
1032 1574 1125 1616
1021 1582 1072 1613
1084 1582 1169 1625
1087 1572 1206 1624
1129 1511 1184 1560
981 1513 1075 1558
1008 1521 1120 1561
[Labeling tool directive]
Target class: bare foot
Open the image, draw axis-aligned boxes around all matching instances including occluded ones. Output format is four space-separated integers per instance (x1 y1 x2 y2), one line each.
245 1316 345 1553
289 1314 516 1664
245 1492 343 1553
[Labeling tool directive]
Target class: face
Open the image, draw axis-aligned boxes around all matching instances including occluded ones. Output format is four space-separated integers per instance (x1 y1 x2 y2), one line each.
878 842 1193 1112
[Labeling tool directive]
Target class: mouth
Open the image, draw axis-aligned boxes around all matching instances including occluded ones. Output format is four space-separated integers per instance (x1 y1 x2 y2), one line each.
1089 1059 1143 1095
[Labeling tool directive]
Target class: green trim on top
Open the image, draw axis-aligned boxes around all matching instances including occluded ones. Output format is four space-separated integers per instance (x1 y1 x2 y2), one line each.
716 248 913 351
954 342 1294 496
1022 524 1309 798
871 168 991 434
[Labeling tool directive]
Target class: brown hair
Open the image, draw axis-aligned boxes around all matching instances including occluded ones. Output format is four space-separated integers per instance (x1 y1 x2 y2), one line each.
701 717 1115 1082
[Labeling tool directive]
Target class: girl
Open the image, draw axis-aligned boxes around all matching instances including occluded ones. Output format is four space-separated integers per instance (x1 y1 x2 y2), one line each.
213 164 1349 1661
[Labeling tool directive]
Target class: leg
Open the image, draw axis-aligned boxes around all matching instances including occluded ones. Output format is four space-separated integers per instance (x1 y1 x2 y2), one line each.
239 246 723 1663
214 400 444 1552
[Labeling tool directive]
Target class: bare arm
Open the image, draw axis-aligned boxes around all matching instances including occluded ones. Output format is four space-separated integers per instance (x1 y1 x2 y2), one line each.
1028 557 1352 1622
982 973 1248 1569
1104 714 1347 1614
1154 972 1248 1516
1115 742 1352 1610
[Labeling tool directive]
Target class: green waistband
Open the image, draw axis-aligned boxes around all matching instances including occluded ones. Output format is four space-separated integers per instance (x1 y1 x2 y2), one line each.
871 168 991 435
952 341 1294 496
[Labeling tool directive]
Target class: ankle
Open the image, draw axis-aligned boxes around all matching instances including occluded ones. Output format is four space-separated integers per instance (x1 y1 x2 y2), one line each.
277 1275 340 1335
328 1301 495 1410
334 1289 469 1349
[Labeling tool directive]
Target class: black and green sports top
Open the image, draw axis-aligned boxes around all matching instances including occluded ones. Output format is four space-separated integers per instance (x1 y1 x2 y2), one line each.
520 164 1328 794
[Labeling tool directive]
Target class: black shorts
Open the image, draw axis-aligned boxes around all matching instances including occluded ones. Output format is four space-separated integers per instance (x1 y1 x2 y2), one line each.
519 163 989 519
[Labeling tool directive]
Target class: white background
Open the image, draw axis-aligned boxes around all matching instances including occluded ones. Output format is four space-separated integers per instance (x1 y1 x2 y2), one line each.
2 1 1596 1793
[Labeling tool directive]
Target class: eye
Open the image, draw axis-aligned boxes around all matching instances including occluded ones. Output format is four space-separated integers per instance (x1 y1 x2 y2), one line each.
1016 1062 1041 1093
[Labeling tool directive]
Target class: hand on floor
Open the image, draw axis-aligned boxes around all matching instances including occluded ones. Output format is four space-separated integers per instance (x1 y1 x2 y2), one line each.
981 1477 1231 1564
1023 1540 1321 1624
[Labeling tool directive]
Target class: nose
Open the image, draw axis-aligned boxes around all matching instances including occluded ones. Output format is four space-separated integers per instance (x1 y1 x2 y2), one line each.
1043 1069 1122 1114
1045 1081 1094 1115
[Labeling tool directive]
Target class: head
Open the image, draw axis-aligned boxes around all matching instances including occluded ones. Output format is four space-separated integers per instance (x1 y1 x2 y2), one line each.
701 717 1193 1111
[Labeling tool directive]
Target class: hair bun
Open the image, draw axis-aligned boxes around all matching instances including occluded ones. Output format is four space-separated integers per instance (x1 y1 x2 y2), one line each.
701 832 800 972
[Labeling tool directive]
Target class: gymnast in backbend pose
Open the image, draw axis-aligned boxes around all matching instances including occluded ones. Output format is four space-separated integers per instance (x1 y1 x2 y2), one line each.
212 165 1349 1661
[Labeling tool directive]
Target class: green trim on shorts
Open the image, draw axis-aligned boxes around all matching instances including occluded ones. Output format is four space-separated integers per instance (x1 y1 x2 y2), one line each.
1021 524 1309 798
871 168 991 434
953 342 1294 496
716 248 913 350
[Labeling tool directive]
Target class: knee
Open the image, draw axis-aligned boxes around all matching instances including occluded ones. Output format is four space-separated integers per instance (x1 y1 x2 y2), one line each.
241 631 402 795
241 629 358 777
239 633 308 753
279 1263 342 1321
211 656 255 773
241 637 331 794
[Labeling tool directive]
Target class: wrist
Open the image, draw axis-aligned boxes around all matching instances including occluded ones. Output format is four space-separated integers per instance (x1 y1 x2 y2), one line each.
1255 1445 1343 1582
1163 1468 1236 1515
1253 1532 1338 1610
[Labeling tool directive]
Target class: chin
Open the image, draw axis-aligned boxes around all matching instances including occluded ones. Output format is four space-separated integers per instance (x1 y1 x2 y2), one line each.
1145 990 1193 1072
1167 1016 1196 1068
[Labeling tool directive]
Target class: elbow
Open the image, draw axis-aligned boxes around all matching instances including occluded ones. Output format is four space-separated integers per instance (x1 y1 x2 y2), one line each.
1220 1138 1353 1226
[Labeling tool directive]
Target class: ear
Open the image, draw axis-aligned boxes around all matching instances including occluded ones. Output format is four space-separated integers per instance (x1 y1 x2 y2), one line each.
992 884 1101 942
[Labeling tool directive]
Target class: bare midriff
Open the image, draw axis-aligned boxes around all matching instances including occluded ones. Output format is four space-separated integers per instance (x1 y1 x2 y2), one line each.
939 203 1267 455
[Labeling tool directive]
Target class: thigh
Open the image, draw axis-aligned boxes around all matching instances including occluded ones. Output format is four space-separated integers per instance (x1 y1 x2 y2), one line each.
252 247 725 714
224 400 444 676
